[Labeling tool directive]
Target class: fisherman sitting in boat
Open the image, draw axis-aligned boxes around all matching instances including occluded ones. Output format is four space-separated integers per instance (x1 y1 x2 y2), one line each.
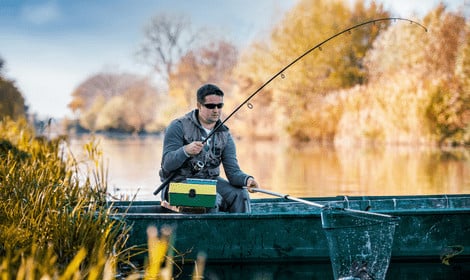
158 84 258 213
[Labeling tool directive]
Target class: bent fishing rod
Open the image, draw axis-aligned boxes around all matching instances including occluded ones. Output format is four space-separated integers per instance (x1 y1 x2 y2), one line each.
153 17 427 196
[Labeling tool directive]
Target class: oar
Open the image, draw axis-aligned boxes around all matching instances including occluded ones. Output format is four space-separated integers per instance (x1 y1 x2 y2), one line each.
251 187 392 218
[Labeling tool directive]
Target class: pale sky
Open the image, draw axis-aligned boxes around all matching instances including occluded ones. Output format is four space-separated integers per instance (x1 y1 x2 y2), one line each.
0 0 466 119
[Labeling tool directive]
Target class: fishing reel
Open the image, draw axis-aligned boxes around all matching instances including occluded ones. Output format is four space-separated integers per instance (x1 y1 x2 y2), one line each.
191 160 205 173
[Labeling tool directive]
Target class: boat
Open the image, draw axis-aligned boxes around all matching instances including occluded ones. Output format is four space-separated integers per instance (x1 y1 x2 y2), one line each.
110 194 470 266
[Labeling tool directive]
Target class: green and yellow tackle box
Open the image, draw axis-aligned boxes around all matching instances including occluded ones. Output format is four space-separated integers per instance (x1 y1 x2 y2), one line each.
168 178 217 208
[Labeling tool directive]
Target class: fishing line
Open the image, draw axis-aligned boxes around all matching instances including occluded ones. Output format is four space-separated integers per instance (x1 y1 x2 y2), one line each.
154 17 427 196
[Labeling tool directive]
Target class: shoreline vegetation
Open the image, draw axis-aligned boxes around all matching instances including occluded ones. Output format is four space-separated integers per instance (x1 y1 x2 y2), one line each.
0 118 189 279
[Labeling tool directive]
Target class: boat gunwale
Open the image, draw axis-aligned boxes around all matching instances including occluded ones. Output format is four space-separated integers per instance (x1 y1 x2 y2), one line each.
109 194 470 218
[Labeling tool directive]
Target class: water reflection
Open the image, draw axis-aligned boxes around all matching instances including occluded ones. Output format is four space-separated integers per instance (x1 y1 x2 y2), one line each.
69 135 469 201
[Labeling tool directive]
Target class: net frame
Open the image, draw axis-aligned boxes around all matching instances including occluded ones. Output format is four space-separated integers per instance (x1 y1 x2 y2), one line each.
250 188 399 280
321 207 399 280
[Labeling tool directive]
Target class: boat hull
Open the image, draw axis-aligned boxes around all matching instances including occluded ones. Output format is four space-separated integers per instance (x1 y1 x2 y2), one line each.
111 195 470 264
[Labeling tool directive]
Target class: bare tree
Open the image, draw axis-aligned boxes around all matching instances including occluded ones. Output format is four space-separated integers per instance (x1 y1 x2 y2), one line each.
136 13 204 90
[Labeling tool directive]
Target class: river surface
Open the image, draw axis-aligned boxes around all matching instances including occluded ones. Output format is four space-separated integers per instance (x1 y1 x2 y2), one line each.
69 134 470 279
69 134 470 201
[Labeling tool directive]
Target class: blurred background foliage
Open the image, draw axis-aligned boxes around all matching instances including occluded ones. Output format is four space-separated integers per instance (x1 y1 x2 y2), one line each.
231 1 469 146
1 0 468 146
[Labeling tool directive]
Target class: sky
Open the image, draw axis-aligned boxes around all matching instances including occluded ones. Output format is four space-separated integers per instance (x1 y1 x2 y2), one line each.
0 0 467 119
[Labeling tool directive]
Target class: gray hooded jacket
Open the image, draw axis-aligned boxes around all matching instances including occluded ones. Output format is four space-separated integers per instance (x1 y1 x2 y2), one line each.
159 110 251 189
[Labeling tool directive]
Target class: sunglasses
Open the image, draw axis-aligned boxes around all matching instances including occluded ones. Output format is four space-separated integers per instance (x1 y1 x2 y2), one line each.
202 103 224 109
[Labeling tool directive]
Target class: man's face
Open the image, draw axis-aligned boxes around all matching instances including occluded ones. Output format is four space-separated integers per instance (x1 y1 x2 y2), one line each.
197 94 224 126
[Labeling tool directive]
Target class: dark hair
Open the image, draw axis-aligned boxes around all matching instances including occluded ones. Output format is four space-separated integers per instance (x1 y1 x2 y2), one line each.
196 84 224 104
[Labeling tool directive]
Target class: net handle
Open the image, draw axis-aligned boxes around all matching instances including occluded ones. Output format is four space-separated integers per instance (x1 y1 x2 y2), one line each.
251 188 394 218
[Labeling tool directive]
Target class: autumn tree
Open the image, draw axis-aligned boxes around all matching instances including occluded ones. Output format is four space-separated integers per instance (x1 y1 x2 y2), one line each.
363 4 468 145
136 13 205 90
457 24 470 144
116 79 162 132
233 0 389 142
425 13 470 146
69 73 141 113
68 72 162 133
231 40 280 139
79 95 106 132
166 40 239 119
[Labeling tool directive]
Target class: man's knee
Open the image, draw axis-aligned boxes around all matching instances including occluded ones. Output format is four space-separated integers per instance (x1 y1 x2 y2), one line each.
215 186 250 213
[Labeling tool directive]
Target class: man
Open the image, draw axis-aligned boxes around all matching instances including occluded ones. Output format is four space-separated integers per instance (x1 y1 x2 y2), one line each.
159 84 259 213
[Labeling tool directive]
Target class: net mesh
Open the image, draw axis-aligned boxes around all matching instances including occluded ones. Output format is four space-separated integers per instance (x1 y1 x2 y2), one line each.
321 208 399 280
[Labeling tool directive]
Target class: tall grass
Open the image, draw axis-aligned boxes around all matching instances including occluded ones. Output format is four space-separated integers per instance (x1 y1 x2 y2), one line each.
0 118 132 278
0 118 203 279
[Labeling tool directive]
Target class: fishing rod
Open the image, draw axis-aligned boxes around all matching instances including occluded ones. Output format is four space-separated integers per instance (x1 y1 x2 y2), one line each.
153 17 427 196
204 17 426 141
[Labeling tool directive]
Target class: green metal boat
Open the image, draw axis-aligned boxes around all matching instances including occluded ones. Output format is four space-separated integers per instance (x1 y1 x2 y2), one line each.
111 194 470 265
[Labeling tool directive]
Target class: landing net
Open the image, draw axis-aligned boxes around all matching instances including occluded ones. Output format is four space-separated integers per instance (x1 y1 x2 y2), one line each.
321 208 399 280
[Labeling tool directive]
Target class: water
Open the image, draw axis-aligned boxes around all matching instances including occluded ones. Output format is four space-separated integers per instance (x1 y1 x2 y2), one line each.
68 134 470 279
68 134 470 201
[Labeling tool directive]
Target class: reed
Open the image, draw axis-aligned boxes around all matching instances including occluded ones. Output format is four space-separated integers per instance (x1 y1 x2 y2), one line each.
0 118 190 279
0 118 131 278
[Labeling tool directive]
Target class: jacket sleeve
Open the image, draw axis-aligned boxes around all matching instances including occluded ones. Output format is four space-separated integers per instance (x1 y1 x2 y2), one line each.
160 120 190 176
221 133 252 187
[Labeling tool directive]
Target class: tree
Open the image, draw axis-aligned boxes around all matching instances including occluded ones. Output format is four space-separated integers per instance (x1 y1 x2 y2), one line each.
363 4 468 145
136 13 204 90
0 56 26 120
69 73 142 114
0 76 26 120
365 4 463 83
79 95 106 132
166 40 239 118
231 40 280 139
69 72 162 133
121 78 162 133
232 0 389 141
425 13 470 146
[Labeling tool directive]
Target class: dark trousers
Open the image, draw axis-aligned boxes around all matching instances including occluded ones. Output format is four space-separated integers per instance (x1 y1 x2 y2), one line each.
216 177 251 213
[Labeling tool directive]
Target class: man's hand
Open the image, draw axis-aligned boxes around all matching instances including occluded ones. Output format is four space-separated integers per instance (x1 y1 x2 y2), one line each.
246 177 259 193
184 141 204 156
